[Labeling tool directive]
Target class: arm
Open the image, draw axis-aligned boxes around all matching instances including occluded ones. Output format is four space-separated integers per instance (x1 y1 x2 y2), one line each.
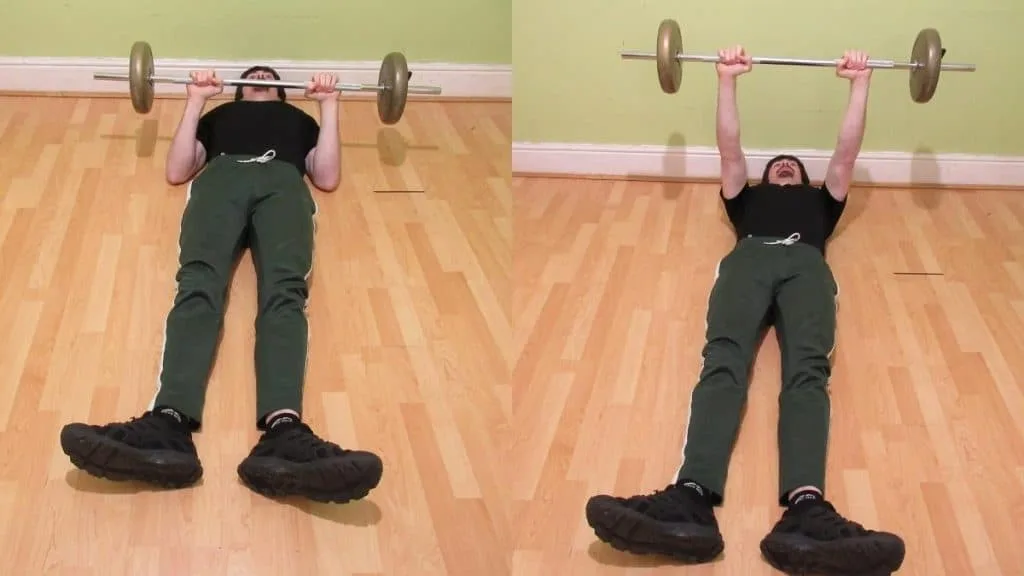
305 98 340 192
717 75 747 199
165 97 208 185
824 52 872 201
165 71 222 185
715 46 752 200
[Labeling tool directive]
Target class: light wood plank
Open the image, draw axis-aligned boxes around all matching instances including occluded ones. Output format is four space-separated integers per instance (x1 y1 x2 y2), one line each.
512 176 1024 576
0 95 510 576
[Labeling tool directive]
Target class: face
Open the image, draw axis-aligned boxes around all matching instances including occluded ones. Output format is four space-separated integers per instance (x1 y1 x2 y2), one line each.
240 68 280 101
766 158 803 186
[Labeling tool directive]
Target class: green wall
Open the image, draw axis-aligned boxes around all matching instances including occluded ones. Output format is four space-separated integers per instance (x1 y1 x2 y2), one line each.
513 0 1022 155
0 0 511 64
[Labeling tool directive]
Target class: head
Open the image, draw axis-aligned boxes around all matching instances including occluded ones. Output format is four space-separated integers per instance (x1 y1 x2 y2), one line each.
235 65 287 102
761 154 809 187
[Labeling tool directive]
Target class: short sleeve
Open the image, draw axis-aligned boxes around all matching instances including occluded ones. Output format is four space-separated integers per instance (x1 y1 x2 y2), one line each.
820 183 847 234
195 107 219 160
304 113 320 155
720 183 751 226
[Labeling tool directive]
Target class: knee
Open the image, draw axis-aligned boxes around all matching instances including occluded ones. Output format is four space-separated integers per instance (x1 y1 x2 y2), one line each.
702 336 754 366
783 355 832 391
259 275 310 314
698 338 755 386
174 261 230 308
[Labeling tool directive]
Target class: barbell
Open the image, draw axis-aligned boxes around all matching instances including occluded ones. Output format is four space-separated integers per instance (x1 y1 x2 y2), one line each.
93 41 444 125
620 19 977 103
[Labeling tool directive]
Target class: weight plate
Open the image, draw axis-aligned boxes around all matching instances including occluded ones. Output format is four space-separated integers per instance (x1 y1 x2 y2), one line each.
656 19 682 94
909 28 941 103
377 52 409 125
129 41 155 114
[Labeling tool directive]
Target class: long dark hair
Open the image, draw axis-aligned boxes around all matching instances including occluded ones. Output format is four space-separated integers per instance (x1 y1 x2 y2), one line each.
761 154 809 185
234 65 287 101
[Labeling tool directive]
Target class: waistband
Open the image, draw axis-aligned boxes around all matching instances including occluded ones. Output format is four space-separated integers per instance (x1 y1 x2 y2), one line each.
211 149 278 165
739 232 802 246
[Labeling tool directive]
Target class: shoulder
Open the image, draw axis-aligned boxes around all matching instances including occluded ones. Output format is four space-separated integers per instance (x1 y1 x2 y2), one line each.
199 101 230 121
281 102 318 124
815 182 846 204
722 181 766 200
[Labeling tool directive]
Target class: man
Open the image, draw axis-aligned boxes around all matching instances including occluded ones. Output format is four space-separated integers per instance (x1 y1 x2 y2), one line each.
59 66 384 504
584 47 906 574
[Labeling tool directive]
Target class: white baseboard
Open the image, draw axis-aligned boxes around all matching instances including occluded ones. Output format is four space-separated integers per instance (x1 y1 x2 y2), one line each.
0 56 511 99
512 142 1024 188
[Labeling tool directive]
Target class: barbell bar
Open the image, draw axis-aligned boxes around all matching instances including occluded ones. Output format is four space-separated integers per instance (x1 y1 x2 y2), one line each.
620 19 977 103
93 41 443 125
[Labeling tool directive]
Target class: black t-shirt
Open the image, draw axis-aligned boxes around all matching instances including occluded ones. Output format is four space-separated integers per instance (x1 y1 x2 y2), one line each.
721 182 847 254
195 100 320 177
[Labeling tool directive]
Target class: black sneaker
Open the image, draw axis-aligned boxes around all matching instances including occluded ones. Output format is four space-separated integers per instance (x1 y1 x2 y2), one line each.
59 411 202 488
237 420 383 503
760 499 905 575
585 484 724 563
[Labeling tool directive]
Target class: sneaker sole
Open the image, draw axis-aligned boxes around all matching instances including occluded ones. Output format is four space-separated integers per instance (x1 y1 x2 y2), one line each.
59 424 203 489
760 532 905 575
585 495 724 563
237 451 383 504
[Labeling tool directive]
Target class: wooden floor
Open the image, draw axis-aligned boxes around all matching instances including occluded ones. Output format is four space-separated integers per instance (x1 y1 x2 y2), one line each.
511 177 1024 576
3 94 1024 576
0 95 511 575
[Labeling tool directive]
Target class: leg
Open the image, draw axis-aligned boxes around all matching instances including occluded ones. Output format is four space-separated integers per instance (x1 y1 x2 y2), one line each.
584 241 778 563
774 251 837 503
59 158 251 487
760 246 904 575
151 162 252 425
248 169 315 427
235 161 382 503
675 244 778 503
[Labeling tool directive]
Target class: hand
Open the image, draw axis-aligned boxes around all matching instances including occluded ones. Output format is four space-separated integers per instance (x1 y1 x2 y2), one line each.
305 73 338 101
836 50 872 81
187 70 223 100
717 45 752 78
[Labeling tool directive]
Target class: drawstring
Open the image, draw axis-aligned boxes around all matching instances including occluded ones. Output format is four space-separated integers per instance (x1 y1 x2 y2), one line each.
763 232 801 246
236 149 277 164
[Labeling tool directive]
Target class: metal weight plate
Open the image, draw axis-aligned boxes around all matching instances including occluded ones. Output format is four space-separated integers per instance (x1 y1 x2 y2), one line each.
909 28 942 103
129 41 155 114
377 52 409 125
656 19 683 93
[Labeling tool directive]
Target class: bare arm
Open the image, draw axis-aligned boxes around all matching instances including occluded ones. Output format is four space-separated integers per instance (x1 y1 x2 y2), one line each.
165 97 209 185
825 53 872 201
305 99 340 192
717 76 748 199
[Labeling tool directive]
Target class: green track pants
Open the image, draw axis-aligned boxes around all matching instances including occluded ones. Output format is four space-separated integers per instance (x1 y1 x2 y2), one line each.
676 236 839 505
151 153 317 431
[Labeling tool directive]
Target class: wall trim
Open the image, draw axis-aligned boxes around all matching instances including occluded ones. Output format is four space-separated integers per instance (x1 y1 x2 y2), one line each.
512 142 1024 189
0 56 511 100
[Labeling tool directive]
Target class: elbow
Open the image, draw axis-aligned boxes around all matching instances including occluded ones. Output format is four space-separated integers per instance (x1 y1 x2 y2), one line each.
165 168 189 186
313 172 340 192
165 155 198 186
313 162 341 191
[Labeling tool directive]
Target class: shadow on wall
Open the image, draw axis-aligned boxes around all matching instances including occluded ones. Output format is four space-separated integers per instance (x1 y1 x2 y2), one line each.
621 131 689 199
660 132 688 200
910 146 941 209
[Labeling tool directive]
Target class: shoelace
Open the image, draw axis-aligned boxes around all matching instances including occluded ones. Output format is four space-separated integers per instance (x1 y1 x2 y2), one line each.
236 149 277 164
633 485 699 514
800 502 866 538
763 232 801 246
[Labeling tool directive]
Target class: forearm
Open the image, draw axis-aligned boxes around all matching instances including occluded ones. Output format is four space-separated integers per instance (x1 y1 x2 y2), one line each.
166 98 206 183
833 79 870 163
309 100 340 191
716 77 743 159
